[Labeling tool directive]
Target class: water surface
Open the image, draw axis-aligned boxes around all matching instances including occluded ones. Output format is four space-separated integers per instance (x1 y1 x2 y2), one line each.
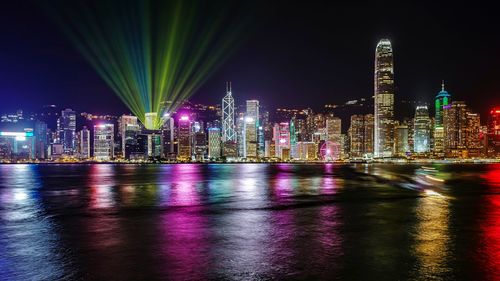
0 163 499 280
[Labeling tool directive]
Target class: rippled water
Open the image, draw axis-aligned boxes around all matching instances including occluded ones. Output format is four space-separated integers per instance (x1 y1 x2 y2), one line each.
0 163 499 280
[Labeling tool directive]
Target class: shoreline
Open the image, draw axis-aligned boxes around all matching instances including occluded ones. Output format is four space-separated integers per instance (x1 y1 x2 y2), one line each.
1 159 499 165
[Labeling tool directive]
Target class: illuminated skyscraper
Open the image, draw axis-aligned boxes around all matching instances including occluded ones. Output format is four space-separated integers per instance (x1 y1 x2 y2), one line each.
245 100 259 160
394 124 409 157
443 101 481 158
60 108 76 154
413 106 431 154
374 39 395 158
144 112 157 130
325 115 342 144
177 115 192 161
208 127 221 159
487 107 500 157
222 82 236 142
349 114 374 158
79 126 90 159
273 122 290 159
162 117 175 159
119 115 138 157
93 124 114 161
435 81 451 127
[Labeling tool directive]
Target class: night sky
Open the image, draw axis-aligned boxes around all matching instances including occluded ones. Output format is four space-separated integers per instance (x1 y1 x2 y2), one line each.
1 1 499 119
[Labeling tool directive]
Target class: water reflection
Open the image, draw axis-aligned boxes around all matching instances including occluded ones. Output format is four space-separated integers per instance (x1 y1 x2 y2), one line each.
2 163 500 280
478 164 500 280
412 194 452 280
0 165 70 280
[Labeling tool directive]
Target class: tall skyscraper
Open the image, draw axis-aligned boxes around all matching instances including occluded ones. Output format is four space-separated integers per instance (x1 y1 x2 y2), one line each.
124 124 140 159
349 114 374 158
325 115 342 144
443 101 481 158
394 124 409 157
79 126 90 159
34 120 48 159
245 100 259 160
273 122 290 159
222 82 236 142
93 124 114 161
236 114 246 158
208 127 221 159
435 81 451 127
162 117 175 159
413 106 431 153
119 115 138 157
177 115 192 161
374 39 395 158
487 107 500 157
60 108 76 154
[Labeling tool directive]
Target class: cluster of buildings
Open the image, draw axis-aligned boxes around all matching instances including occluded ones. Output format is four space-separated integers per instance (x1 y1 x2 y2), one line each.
1 39 499 163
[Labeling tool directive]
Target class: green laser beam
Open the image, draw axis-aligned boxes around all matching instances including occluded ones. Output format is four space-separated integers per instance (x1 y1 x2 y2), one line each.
45 0 247 129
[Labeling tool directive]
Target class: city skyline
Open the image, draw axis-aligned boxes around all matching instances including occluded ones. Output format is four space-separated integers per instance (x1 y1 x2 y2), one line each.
1 2 499 117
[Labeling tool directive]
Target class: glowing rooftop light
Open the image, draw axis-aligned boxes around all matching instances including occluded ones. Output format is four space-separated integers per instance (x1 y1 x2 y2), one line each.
180 116 189 121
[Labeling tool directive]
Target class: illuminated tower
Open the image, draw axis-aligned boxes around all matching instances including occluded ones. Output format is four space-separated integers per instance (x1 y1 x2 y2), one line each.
93 124 114 161
208 127 221 159
374 39 395 158
413 106 431 154
144 112 157 130
60 108 76 155
435 81 451 127
245 100 259 160
119 115 138 157
177 115 192 161
79 126 90 159
222 82 236 142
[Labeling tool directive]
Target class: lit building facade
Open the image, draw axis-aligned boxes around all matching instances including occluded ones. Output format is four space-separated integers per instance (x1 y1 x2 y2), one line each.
443 101 481 158
326 115 342 145
394 124 409 157
435 81 451 127
487 107 500 157
374 39 395 158
208 127 221 159
60 108 76 154
349 114 374 158
93 124 114 161
79 126 90 159
119 115 138 157
177 116 192 161
273 122 290 159
245 100 259 160
413 105 431 154
222 82 236 142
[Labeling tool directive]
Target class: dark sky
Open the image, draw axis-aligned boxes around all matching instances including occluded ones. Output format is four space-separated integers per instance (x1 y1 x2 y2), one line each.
1 1 499 119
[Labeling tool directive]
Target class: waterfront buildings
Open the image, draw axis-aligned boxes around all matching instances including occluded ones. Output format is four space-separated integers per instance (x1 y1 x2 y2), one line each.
59 108 76 154
394 124 409 157
443 101 482 158
349 114 374 158
119 115 138 157
487 108 500 157
208 128 221 158
79 126 90 159
177 115 191 161
222 82 236 142
93 124 114 161
374 39 395 158
413 105 431 154
245 100 259 160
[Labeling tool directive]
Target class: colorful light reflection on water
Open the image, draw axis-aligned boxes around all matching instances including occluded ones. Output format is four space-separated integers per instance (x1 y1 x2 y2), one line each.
0 163 499 280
